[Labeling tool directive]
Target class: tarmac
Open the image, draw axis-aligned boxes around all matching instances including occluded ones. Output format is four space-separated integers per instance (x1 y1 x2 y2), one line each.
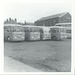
4 56 42 72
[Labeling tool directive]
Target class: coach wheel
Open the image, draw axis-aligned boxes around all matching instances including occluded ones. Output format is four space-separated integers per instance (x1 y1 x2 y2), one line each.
53 36 57 40
7 36 11 41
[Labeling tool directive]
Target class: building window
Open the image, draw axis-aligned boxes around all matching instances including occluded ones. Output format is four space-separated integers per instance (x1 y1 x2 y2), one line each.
66 30 71 33
54 20 55 23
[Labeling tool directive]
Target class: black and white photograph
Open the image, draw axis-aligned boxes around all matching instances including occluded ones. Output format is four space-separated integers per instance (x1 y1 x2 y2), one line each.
0 0 74 74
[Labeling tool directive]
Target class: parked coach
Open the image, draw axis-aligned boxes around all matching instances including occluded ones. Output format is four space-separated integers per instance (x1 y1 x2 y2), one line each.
23 25 41 41
4 24 25 41
50 26 67 40
38 26 51 40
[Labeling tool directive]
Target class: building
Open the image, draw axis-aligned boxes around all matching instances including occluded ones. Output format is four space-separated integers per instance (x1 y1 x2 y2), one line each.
4 18 17 24
4 18 34 25
35 12 71 27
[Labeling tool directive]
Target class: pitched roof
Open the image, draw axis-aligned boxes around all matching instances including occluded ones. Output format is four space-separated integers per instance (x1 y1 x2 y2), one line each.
37 12 68 21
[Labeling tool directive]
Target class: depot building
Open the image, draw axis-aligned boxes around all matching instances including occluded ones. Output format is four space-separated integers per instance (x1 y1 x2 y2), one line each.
35 12 71 27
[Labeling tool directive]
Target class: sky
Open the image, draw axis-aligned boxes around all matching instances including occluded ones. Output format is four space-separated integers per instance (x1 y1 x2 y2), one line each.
3 0 72 23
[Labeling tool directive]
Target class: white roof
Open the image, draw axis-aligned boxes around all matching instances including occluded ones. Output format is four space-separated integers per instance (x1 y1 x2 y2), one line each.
22 25 38 27
4 24 22 27
50 26 66 29
66 27 71 30
55 23 71 25
36 26 51 28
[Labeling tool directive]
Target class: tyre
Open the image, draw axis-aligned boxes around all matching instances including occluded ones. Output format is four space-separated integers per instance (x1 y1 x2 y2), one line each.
51 36 58 41
7 36 11 41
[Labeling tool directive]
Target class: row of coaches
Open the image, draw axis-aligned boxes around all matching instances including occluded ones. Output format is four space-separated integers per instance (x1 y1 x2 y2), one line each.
4 24 68 41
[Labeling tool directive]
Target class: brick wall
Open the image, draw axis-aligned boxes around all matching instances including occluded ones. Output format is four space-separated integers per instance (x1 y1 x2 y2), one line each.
59 13 71 23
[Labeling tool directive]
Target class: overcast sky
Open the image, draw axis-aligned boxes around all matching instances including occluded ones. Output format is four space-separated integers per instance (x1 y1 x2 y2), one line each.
3 0 72 23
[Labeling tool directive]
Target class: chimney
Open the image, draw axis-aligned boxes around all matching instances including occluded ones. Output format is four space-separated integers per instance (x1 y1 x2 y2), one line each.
9 18 11 21
24 21 26 24
15 18 17 22
6 19 8 22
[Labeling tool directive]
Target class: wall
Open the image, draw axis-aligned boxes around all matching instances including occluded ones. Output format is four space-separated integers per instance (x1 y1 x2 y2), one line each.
59 13 71 23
